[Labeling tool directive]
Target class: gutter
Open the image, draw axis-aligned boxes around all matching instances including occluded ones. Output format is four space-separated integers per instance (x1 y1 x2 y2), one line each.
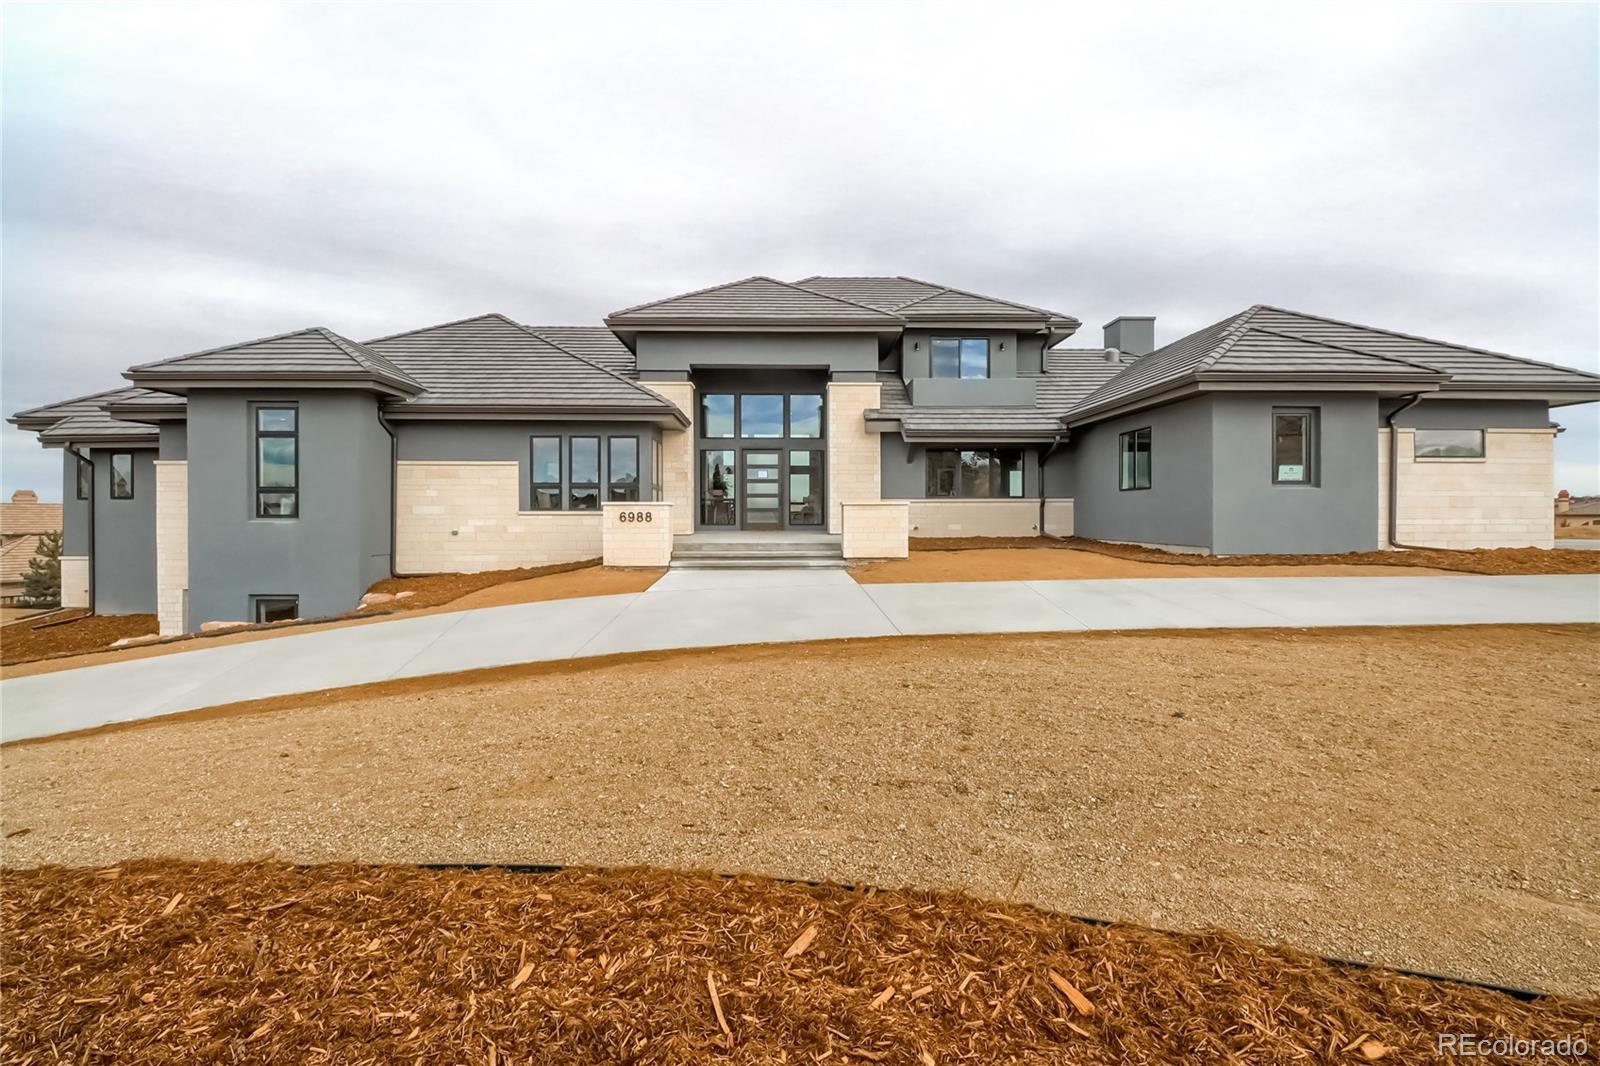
376 406 399 578
1384 394 1427 551
64 445 94 612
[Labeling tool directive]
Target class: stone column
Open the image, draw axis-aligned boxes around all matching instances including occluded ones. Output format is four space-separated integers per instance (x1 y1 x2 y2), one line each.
154 460 190 635
648 382 697 535
825 381 883 534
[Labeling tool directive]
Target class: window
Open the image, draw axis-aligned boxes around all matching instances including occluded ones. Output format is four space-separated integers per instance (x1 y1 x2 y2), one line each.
109 452 134 499
75 458 91 500
653 436 664 499
789 394 823 438
531 436 561 509
1414 429 1485 459
789 449 825 525
930 337 990 379
608 437 639 501
701 449 736 526
252 596 299 624
740 394 784 438
569 437 600 510
1272 408 1318 485
702 394 735 438
1119 428 1151 490
254 406 297 517
925 449 1024 498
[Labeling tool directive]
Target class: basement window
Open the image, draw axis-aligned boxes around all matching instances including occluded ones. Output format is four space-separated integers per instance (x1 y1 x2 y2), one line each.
1414 429 1485 459
251 595 299 624
1119 428 1151 490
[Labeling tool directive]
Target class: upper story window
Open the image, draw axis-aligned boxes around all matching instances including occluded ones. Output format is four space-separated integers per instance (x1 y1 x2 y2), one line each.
931 337 990 379
740 394 784 438
1272 408 1318 485
1119 427 1151 491
1414 429 1485 459
702 394 735 438
255 406 298 517
608 437 639 501
109 452 135 499
926 449 1023 498
531 436 561 509
789 394 823 438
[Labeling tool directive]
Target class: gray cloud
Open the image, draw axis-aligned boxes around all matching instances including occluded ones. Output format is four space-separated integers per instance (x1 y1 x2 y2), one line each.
4 1 1596 496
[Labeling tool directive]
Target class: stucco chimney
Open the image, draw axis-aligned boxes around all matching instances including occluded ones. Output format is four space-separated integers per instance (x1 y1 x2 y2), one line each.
10 489 38 503
1103 317 1156 357
1556 489 1571 514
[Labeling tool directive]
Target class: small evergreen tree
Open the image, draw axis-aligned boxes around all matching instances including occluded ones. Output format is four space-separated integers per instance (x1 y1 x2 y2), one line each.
21 530 62 607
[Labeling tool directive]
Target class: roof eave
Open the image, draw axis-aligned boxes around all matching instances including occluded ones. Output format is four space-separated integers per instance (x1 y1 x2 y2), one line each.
385 404 689 428
124 371 425 398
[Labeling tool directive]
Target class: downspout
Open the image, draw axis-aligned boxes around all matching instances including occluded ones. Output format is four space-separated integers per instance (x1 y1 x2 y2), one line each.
1384 394 1426 550
377 406 399 578
1038 430 1067 537
65 445 95 611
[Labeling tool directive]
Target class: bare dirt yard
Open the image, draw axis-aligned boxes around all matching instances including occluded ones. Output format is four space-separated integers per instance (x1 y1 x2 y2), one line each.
855 547 1458 583
4 625 1596 997
5 863 1596 1065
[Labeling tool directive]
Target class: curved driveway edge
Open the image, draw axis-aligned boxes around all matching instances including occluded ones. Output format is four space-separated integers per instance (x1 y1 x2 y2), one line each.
3 570 1597 743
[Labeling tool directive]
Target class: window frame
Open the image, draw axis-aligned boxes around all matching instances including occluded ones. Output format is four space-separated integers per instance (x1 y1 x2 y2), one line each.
253 404 299 518
929 337 991 380
1413 428 1486 461
788 393 824 439
530 435 562 510
607 435 640 502
924 448 1025 498
738 393 785 439
568 436 600 510
251 595 299 624
75 456 92 500
109 451 135 500
1118 427 1152 491
701 393 736 439
1270 407 1319 486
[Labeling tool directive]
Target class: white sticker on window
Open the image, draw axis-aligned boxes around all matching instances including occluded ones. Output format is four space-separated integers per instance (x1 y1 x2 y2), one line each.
1277 464 1304 481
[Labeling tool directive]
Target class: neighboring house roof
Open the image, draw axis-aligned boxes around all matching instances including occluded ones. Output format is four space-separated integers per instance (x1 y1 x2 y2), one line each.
1561 499 1600 516
0 534 46 589
0 492 63 536
526 326 637 378
7 385 147 432
606 276 902 328
38 410 160 446
797 276 1081 330
126 327 425 396
367 314 684 422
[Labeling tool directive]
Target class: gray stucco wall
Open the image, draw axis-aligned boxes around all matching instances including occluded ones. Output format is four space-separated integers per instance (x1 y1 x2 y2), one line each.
159 422 187 460
60 450 90 556
1070 397 1215 550
1387 398 1550 429
879 434 1042 499
636 332 879 376
396 421 659 510
1209 392 1380 555
185 390 391 627
91 447 158 615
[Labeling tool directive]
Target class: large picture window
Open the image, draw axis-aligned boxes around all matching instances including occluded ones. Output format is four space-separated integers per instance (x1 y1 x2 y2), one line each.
531 436 561 509
1119 428 1151 491
1272 408 1318 485
608 437 639 501
926 449 1023 498
110 452 135 499
930 337 990 379
740 394 784 438
254 406 298 516
569 437 600 510
1414 429 1485 459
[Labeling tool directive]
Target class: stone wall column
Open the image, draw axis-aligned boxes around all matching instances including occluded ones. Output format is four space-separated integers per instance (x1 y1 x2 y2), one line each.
649 382 697 535
826 381 883 534
154 460 189 635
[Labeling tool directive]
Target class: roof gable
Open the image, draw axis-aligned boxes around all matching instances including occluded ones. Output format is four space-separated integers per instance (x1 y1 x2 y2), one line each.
126 327 423 395
606 276 901 326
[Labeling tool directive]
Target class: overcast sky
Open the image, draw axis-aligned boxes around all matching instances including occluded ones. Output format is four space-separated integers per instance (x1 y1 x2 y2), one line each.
3 1 1597 498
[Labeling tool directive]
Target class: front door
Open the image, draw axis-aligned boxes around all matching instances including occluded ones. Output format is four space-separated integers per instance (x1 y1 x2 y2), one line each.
741 450 783 530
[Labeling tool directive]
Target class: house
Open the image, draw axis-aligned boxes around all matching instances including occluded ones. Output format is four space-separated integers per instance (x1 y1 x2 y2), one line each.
1554 490 1600 529
0 489 64 605
10 275 1598 636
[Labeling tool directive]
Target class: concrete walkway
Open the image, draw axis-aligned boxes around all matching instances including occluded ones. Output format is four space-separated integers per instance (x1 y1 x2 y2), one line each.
3 571 1596 743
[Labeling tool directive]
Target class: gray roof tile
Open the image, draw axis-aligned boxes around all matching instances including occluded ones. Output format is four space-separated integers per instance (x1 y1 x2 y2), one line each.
792 276 943 312
797 275 1079 326
8 386 146 429
38 410 159 444
526 326 636 378
127 327 424 395
607 276 900 325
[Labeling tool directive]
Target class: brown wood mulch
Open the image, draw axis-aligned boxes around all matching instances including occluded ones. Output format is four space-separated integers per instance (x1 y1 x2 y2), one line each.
0 610 157 666
3 862 1595 1064
911 536 1600 576
361 559 601 613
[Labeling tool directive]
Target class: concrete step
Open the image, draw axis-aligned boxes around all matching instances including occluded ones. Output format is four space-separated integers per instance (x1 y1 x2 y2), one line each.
672 545 843 559
669 556 849 570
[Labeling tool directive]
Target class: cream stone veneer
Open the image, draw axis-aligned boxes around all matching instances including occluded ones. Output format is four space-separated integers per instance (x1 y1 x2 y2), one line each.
827 382 883 533
59 556 89 609
602 501 673 567
842 500 908 559
396 461 601 574
154 461 189 636
650 382 696 535
1378 427 1555 549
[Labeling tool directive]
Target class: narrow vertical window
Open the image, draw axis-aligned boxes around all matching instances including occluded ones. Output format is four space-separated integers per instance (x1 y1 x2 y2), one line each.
531 436 562 509
608 437 639 501
569 437 600 510
76 457 92 500
701 394 735 438
1119 428 1151 490
789 394 823 438
109 452 135 499
255 406 298 517
1272 408 1318 484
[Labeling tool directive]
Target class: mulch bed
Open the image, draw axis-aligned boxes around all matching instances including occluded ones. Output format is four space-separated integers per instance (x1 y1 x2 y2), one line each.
0 610 157 666
910 536 1600 576
3 863 1595 1064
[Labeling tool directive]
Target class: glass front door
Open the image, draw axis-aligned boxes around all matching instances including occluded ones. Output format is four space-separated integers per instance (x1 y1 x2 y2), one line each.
741 450 782 530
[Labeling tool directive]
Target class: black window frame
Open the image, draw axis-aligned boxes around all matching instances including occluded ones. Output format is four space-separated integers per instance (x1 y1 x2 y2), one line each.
569 436 600 510
607 436 640 502
788 393 824 439
530 435 562 510
1413 428 1487 460
253 404 299 518
1119 427 1152 491
109 451 135 500
924 448 1025 498
251 595 299 624
929 337 991 380
701 393 736 439
1270 407 1319 486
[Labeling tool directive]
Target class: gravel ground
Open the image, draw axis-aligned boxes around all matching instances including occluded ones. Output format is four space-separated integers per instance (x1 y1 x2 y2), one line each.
3 625 1597 996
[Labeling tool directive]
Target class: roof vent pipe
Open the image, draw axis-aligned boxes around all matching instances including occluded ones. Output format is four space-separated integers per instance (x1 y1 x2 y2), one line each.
1104 348 1122 363
1103 316 1156 357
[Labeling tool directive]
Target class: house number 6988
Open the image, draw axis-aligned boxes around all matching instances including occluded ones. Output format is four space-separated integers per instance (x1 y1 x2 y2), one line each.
618 511 653 523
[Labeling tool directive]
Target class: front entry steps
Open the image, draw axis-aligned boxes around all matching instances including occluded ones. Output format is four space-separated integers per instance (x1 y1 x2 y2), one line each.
670 533 847 570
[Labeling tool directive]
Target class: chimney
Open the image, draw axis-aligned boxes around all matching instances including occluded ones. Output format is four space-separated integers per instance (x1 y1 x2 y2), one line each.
1556 489 1571 514
10 489 38 504
1103 316 1156 357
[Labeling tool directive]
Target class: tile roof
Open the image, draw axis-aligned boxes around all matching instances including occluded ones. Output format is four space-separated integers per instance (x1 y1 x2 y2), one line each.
526 326 636 378
367 314 681 418
0 534 47 587
127 327 424 395
38 410 159 445
1 496 63 536
606 276 902 326
796 276 1079 327
8 386 146 430
792 276 944 312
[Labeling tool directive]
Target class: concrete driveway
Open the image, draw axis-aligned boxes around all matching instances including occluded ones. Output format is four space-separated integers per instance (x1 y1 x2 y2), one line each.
3 571 1596 743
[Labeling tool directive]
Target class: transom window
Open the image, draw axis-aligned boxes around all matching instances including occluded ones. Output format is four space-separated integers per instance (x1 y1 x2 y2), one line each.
1119 427 1151 491
931 337 990 379
1272 408 1318 485
109 452 135 499
254 406 298 517
926 449 1023 498
1414 428 1485 459
740 394 784 438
